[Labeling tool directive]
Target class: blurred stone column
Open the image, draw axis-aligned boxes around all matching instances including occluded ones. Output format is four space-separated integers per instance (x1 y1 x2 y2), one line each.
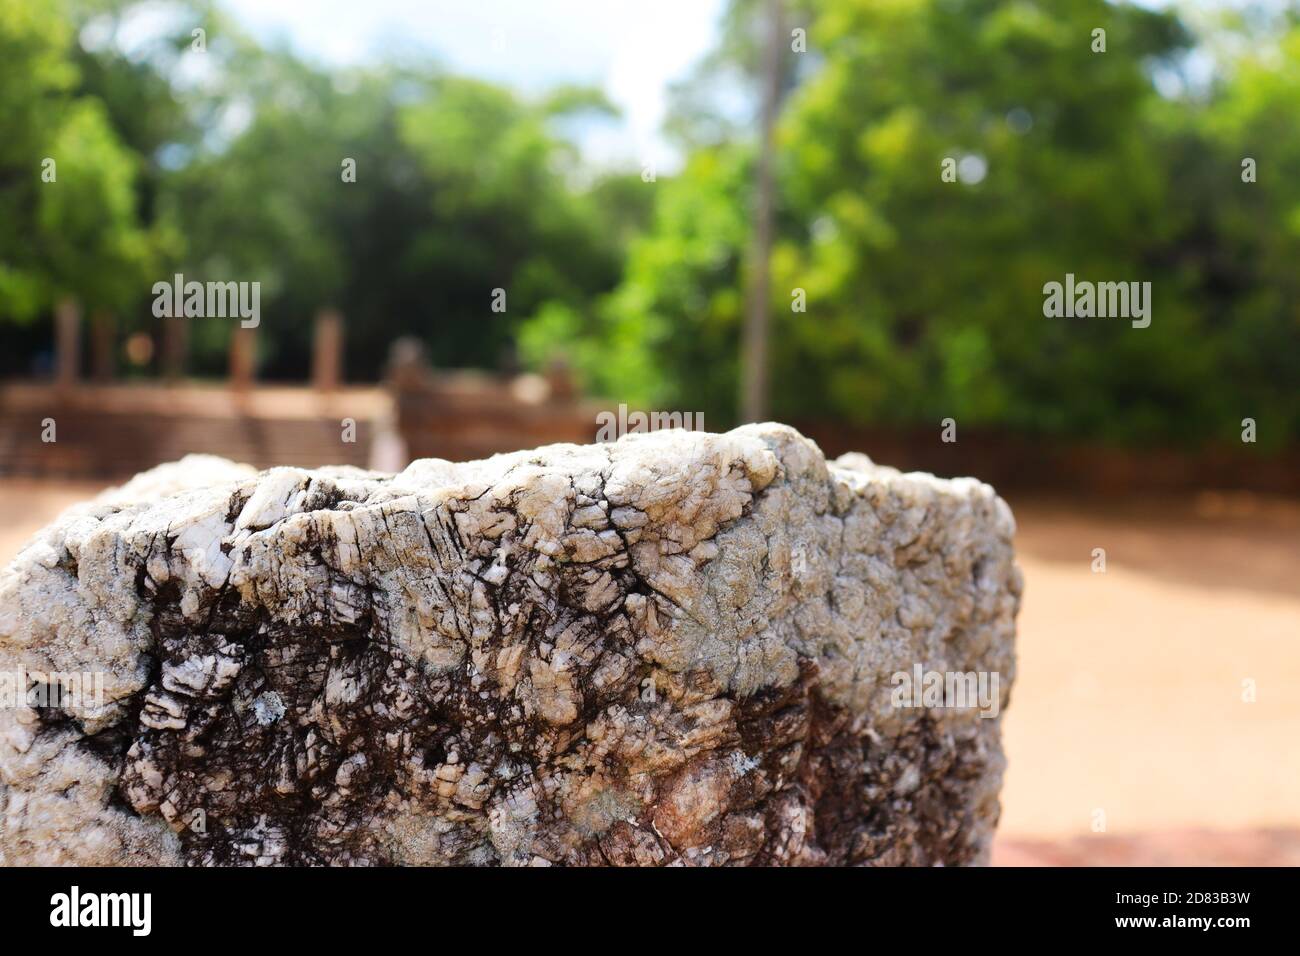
229 326 257 396
162 311 189 382
91 310 116 383
545 355 577 402
55 296 81 394
312 309 343 394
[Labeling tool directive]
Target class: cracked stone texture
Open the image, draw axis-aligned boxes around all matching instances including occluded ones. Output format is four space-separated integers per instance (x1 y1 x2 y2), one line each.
0 424 1020 866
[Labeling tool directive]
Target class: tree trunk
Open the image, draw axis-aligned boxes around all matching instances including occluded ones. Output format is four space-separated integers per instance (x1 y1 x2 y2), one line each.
740 0 785 423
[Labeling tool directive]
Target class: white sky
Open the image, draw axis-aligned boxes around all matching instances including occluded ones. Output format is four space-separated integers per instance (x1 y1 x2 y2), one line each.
222 0 728 171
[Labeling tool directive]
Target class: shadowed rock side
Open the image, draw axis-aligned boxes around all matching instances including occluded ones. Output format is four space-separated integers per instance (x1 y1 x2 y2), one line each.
0 424 1020 866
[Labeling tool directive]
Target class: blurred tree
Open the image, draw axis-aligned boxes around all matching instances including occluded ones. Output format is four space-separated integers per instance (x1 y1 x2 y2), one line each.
1 0 647 382
1170 9 1300 449
0 0 155 332
163 55 640 379
2 0 1296 450
739 0 787 422
544 0 1299 447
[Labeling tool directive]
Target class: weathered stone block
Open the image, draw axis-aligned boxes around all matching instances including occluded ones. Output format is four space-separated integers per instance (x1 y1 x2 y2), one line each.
0 425 1020 866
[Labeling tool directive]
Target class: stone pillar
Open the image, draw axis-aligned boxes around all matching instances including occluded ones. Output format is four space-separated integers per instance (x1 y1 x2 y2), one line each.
54 297 81 393
91 310 117 383
229 326 256 395
545 356 577 403
385 337 431 391
162 312 189 382
312 309 343 394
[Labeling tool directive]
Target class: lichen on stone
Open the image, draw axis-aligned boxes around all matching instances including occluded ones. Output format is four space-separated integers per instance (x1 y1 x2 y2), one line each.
0 424 1020 866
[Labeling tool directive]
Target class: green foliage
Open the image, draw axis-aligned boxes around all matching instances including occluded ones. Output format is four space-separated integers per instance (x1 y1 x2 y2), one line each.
158 56 638 378
1 0 1297 449
530 147 752 419
544 0 1300 448
0 0 155 320
0 1 643 380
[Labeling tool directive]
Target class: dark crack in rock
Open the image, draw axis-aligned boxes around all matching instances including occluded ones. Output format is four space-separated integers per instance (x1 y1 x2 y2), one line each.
0 425 1021 866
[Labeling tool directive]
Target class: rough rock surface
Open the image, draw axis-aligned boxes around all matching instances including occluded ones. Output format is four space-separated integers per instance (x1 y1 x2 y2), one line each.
0 425 1020 866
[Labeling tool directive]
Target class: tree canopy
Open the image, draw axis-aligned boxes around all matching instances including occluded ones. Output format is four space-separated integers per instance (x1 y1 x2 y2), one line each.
552 0 1300 448
1 0 1296 448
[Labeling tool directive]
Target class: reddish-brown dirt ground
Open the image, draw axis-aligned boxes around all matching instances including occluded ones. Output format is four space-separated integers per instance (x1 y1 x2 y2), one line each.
996 491 1300 865
3 479 1297 865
